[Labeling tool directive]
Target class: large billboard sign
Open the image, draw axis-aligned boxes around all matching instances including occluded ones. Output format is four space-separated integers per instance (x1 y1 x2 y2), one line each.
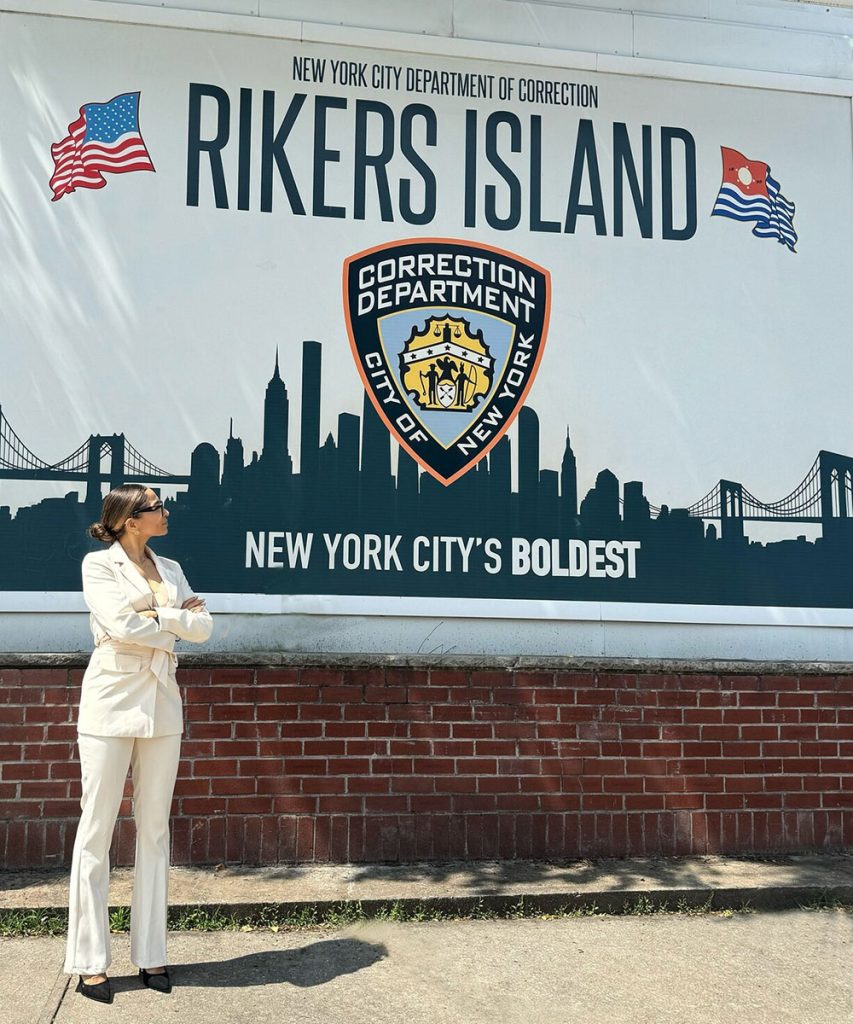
2 6 852 621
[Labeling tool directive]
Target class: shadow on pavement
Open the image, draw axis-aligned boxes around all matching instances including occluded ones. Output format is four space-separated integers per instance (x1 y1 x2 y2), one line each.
163 936 388 988
343 854 802 891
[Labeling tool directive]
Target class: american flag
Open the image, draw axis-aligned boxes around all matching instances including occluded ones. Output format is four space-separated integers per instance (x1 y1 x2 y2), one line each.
49 92 155 202
710 146 797 253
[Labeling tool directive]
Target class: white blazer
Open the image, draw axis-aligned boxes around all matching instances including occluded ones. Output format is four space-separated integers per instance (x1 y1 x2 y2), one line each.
77 541 213 738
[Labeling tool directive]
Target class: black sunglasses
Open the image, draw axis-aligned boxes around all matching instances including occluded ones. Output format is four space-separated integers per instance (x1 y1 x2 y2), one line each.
131 501 165 517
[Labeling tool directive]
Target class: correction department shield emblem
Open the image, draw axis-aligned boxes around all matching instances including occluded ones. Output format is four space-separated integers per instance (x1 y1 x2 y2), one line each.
343 239 551 485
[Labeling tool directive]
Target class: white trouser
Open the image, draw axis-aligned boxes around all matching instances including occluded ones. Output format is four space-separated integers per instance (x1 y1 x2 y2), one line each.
64 732 182 975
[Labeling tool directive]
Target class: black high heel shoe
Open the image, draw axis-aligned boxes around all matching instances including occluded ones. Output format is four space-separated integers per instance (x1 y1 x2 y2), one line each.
139 966 172 993
76 975 113 1004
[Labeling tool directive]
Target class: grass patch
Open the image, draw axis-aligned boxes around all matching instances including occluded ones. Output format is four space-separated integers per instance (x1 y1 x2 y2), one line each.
0 909 67 937
170 905 239 931
624 894 660 916
1 891 848 937
109 906 131 932
160 894 779 928
798 890 853 912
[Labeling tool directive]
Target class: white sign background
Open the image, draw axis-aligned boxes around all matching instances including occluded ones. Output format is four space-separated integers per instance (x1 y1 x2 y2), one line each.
1 5 851 632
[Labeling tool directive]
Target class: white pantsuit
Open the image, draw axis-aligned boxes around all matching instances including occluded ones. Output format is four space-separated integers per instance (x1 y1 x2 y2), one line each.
64 542 213 976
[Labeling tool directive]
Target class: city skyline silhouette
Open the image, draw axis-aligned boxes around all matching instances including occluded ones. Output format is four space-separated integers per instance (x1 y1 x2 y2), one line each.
1 341 852 607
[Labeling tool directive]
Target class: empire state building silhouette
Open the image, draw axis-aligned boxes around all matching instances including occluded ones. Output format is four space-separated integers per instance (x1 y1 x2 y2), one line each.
261 348 292 476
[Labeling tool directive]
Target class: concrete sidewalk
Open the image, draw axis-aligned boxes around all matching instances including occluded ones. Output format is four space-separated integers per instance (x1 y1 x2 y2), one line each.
4 910 853 1024
2 855 852 1024
3 853 853 918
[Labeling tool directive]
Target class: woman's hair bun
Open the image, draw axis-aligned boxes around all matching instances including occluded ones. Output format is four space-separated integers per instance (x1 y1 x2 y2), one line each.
88 522 116 543
88 484 145 543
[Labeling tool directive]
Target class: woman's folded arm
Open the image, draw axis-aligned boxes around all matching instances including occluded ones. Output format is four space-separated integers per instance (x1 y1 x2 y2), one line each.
82 557 176 650
157 565 213 644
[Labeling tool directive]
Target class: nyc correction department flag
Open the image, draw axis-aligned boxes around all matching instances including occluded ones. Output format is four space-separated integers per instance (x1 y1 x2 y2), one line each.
49 92 155 202
711 146 797 252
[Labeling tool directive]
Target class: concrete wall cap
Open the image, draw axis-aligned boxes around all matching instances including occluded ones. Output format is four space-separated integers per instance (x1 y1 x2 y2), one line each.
1 651 850 674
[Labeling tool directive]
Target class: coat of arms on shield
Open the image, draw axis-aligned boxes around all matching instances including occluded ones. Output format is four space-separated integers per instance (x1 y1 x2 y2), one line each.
401 315 493 413
343 239 551 486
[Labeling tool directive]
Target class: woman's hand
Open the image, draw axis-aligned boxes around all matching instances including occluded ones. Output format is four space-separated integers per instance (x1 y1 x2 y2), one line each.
139 609 158 619
182 596 206 613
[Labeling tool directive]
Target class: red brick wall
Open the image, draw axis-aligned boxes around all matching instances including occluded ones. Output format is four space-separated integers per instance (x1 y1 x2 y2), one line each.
1 662 851 867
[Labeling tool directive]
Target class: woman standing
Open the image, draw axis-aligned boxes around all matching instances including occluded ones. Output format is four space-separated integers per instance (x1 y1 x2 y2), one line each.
63 484 213 1004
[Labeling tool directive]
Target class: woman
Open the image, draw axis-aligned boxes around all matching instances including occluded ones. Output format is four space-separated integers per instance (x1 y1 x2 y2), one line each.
63 484 213 1004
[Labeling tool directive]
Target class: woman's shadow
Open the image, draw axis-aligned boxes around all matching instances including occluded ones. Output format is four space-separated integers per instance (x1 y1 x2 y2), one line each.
155 936 388 989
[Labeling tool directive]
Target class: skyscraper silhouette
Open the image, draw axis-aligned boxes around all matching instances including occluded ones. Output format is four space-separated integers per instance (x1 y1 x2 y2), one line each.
361 391 391 481
580 468 620 535
539 468 559 535
189 442 220 508
485 435 512 532
334 409 358 476
560 428 578 518
518 406 540 528
261 348 291 475
489 436 511 498
335 411 361 514
300 341 321 479
315 432 339 524
222 419 244 503
319 433 337 475
396 446 420 522
518 407 539 495
623 480 651 532
360 390 392 516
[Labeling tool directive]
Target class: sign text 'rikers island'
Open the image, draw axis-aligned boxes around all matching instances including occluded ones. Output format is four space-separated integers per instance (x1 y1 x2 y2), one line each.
186 84 697 239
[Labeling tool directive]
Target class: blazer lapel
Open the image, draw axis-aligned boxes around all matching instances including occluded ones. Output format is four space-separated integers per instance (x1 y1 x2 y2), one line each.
108 541 150 597
147 548 179 607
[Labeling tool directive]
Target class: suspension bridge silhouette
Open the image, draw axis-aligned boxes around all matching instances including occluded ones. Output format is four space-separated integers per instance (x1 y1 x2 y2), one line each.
0 404 190 503
2 402 850 536
684 452 853 539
